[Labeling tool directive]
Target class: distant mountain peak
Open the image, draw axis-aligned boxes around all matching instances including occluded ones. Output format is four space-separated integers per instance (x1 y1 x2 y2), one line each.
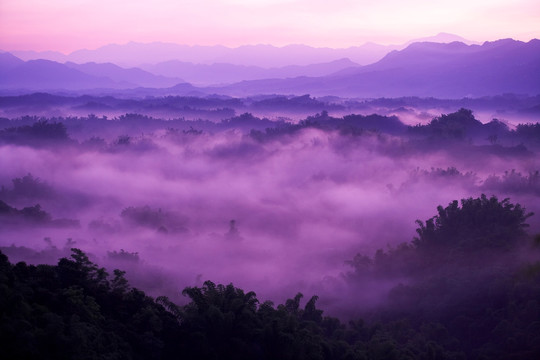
407 33 479 45
482 38 521 46
218 38 540 98
0 52 24 71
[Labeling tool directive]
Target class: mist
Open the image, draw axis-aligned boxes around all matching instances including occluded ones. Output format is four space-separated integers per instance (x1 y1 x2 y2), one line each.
1 108 539 317
3 0 540 355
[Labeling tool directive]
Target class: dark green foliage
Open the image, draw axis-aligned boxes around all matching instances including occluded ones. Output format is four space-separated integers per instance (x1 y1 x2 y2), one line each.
0 120 69 145
3 195 540 359
0 200 79 228
0 249 463 360
0 173 54 202
0 200 51 224
2 109 538 157
341 114 406 135
428 108 482 139
348 195 534 279
408 108 483 140
346 195 540 360
414 194 533 252
482 169 540 195
0 248 182 360
249 112 403 142
515 122 540 143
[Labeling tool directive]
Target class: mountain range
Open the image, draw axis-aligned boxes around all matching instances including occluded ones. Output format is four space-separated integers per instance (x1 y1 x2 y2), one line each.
139 58 359 86
1 37 539 98
214 39 540 98
6 33 477 68
0 52 361 91
0 53 182 90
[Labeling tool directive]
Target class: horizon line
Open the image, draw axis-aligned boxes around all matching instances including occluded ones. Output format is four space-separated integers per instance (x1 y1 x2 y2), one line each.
3 36 539 57
0 32 485 55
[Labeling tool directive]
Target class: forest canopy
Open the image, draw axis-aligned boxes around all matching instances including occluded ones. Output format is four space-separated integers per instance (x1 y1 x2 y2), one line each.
2 195 540 359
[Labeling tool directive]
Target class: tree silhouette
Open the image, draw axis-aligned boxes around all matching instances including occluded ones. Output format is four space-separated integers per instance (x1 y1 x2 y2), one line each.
414 194 533 252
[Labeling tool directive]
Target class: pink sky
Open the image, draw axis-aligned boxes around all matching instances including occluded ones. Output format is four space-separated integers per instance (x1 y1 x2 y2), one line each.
1 0 539 52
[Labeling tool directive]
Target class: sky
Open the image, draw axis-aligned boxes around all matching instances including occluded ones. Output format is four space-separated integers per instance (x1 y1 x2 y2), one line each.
0 0 539 52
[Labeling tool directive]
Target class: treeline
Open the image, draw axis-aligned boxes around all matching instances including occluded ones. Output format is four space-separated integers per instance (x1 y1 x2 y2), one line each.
398 167 540 197
0 93 343 116
1 93 538 117
1 109 540 152
1 248 461 360
345 195 540 359
2 195 540 359
0 199 79 228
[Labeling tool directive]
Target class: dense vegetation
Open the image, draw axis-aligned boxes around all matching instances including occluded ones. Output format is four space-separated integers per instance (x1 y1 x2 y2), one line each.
2 196 540 359
0 199 79 228
0 93 538 119
1 108 540 151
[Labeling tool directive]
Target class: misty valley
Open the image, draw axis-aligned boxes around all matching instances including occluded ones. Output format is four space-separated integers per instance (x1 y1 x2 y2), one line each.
1 33 540 360
1 95 540 359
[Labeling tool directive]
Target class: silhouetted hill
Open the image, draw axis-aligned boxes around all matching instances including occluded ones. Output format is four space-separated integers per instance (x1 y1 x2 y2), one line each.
352 38 540 74
0 59 123 90
50 42 394 67
2 39 539 97
7 33 475 68
5 49 68 63
405 32 479 45
218 39 540 98
0 57 188 91
64 61 183 88
140 58 358 85
0 52 24 72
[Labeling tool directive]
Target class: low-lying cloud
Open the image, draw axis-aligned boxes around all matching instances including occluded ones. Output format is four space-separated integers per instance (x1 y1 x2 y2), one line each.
1 110 539 316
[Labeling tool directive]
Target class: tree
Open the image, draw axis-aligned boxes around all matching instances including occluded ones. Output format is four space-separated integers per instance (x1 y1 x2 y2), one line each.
414 194 533 252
